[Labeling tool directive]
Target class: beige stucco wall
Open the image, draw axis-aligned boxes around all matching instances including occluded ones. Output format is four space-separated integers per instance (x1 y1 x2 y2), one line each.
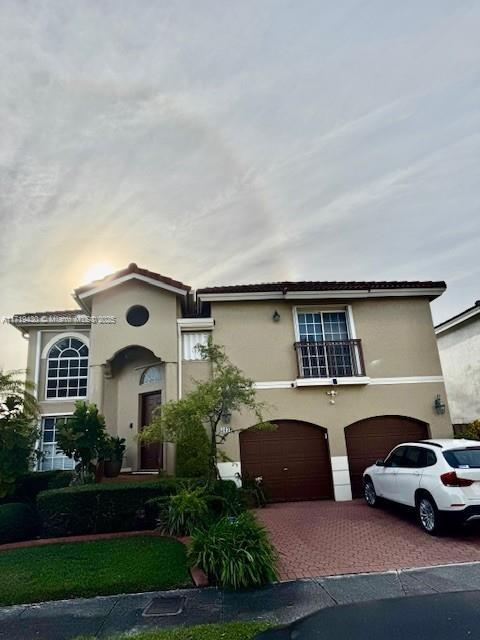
105 348 164 471
210 297 444 381
220 382 453 462
182 360 212 395
89 280 179 365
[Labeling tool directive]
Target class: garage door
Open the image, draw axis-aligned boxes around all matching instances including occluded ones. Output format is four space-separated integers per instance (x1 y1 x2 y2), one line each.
345 416 429 498
239 420 333 502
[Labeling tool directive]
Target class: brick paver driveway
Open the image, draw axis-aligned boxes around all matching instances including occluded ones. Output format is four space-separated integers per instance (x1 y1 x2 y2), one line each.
256 500 480 581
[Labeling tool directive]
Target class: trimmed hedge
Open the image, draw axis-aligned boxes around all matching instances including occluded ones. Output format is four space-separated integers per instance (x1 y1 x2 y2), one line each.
0 503 39 544
14 471 73 503
37 479 204 537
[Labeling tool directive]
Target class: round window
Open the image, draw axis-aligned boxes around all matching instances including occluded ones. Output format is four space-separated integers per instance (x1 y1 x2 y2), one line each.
126 305 149 327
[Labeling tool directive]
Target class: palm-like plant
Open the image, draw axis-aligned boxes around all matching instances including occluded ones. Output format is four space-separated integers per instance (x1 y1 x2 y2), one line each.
0 370 38 419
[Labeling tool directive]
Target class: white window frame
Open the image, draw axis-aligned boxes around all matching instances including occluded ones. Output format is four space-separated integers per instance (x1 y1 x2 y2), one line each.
45 337 89 401
37 413 75 472
182 332 210 361
292 305 362 378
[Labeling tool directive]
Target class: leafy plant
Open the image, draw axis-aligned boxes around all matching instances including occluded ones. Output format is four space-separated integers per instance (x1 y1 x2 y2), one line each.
241 475 267 508
0 394 39 499
102 436 126 462
0 370 38 420
189 512 278 589
463 419 480 441
176 421 210 478
140 340 275 480
164 486 210 536
56 401 108 483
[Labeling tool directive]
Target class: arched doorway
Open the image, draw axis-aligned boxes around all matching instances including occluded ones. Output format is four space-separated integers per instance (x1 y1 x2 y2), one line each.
239 420 334 502
106 345 164 471
345 416 429 498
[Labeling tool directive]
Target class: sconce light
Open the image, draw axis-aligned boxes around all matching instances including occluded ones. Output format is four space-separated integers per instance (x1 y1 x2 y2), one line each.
434 394 446 415
326 389 337 405
221 409 232 424
272 310 281 322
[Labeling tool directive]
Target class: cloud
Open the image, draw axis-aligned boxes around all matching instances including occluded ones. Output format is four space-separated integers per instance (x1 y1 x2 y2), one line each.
0 0 479 368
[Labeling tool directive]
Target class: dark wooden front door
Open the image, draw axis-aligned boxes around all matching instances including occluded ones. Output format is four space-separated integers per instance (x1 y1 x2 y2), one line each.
239 420 333 502
140 392 162 470
345 416 429 498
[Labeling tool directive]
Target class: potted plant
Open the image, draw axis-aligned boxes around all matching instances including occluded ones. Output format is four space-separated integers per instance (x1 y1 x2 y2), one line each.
103 436 126 478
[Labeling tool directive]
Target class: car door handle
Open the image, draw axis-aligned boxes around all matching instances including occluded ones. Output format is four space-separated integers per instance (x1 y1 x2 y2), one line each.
283 467 288 471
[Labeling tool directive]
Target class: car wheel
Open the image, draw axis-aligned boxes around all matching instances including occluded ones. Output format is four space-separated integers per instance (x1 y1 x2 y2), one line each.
364 479 378 507
417 495 443 535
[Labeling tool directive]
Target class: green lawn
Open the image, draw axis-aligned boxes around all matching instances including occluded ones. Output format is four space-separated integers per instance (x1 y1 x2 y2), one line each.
0 536 192 606
76 621 272 640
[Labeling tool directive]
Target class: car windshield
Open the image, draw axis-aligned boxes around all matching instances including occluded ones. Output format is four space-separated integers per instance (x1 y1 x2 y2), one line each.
443 448 480 469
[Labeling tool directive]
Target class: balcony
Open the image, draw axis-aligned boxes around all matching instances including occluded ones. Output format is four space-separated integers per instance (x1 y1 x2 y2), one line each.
294 339 366 381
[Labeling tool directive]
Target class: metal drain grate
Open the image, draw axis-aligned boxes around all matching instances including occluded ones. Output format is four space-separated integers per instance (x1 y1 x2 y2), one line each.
143 595 185 617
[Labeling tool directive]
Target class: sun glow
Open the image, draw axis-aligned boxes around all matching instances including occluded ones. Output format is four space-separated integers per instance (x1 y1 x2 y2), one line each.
83 262 115 284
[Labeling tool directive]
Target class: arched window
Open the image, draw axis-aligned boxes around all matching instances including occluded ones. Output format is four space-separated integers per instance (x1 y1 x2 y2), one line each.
46 337 89 399
140 366 161 385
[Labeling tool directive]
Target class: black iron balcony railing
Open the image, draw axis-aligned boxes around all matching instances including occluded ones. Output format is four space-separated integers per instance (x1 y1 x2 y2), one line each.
294 339 365 379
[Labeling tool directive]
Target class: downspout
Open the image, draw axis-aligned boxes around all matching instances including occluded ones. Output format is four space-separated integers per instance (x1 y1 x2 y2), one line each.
177 322 182 400
34 330 42 399
33 330 42 471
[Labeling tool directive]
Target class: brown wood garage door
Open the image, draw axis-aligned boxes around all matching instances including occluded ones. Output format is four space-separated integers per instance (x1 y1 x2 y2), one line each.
345 416 429 498
239 420 333 502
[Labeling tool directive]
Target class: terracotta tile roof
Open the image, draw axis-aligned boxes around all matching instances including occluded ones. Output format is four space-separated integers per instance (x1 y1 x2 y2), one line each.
75 263 191 294
197 280 446 295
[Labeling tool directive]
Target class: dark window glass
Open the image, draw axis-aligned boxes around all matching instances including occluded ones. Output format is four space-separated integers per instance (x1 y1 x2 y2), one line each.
126 305 149 327
385 446 406 468
426 450 437 467
443 448 480 469
402 447 428 468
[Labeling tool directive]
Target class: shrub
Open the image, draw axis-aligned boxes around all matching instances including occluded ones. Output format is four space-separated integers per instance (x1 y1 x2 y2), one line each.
0 397 38 498
144 496 171 528
37 478 204 537
176 422 210 478
56 401 108 483
462 419 480 441
164 486 211 536
0 503 39 544
14 471 72 503
210 479 247 516
189 512 278 589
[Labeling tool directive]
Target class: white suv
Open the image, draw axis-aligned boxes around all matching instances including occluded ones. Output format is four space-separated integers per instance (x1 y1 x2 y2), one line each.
363 439 480 535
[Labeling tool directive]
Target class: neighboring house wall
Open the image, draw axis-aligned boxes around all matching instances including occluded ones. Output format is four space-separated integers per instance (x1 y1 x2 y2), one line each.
437 316 480 425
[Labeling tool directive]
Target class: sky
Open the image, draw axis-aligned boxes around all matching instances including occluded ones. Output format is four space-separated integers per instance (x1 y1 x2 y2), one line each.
1 0 479 370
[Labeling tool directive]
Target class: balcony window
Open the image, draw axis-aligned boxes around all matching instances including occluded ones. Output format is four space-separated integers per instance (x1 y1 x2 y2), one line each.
295 311 365 378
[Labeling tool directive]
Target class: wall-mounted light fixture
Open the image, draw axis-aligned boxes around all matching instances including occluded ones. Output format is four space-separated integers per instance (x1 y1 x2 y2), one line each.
221 409 232 424
272 310 281 322
434 394 446 415
326 389 337 405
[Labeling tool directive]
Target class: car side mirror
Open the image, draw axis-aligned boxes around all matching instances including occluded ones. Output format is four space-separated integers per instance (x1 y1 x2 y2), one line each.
375 459 385 467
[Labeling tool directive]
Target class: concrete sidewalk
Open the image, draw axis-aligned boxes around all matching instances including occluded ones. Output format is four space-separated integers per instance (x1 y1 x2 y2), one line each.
1 562 480 639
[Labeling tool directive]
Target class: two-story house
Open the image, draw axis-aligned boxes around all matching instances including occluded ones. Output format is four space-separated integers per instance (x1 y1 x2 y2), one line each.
10 263 452 502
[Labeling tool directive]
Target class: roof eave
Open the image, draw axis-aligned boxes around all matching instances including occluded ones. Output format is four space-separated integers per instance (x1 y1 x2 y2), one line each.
197 286 446 303
435 305 480 335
